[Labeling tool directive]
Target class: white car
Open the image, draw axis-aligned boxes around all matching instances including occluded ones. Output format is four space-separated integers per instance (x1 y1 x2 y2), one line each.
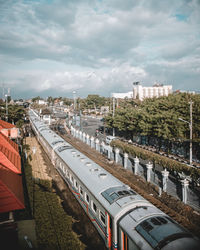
106 135 116 145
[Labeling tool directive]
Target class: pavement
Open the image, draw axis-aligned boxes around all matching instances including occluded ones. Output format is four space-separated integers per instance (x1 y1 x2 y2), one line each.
17 220 37 250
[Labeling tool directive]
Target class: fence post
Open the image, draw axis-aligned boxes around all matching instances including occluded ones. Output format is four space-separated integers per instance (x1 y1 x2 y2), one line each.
101 141 105 154
95 138 100 152
82 132 86 143
146 162 153 182
79 131 82 140
181 179 189 204
123 153 129 169
115 148 120 164
133 157 139 175
161 168 169 192
90 136 95 148
86 134 90 145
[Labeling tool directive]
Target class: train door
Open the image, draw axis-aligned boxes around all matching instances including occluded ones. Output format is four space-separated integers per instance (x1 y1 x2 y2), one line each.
122 231 128 250
106 213 113 249
118 228 140 250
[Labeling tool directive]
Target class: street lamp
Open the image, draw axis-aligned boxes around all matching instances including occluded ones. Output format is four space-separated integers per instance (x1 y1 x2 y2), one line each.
178 101 193 165
5 94 8 121
112 97 115 137
72 91 76 126
73 91 76 111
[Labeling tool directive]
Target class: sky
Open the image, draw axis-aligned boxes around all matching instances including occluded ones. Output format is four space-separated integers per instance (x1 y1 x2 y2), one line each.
0 0 200 99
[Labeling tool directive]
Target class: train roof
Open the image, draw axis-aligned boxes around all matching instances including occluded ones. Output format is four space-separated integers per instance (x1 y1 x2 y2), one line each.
29 110 155 217
119 207 200 250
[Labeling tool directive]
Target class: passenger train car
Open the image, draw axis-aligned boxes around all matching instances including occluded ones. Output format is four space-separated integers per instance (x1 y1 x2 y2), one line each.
29 109 199 250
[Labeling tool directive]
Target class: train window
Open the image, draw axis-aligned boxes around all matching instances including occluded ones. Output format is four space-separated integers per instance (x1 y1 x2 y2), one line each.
79 186 83 196
99 211 105 225
157 217 168 224
151 218 161 226
85 193 90 204
70 175 74 184
110 192 118 200
92 201 97 213
141 221 153 232
74 180 78 189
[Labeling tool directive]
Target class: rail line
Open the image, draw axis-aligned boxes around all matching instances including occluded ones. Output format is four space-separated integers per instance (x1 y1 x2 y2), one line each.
52 126 200 238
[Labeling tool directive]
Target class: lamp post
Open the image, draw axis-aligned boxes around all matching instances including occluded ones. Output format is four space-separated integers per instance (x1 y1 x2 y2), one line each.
112 97 115 137
73 91 76 126
178 101 193 165
5 94 8 121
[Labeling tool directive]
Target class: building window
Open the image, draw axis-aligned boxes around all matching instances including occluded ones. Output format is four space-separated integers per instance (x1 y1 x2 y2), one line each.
100 211 105 225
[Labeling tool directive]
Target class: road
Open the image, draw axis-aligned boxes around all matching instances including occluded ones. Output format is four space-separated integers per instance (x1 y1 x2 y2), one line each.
80 116 106 142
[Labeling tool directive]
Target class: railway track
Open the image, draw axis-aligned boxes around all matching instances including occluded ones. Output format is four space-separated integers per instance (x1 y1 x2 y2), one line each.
53 128 200 238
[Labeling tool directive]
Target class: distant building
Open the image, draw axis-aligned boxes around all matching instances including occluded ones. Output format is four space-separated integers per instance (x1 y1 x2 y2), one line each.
38 99 47 105
133 82 172 100
111 92 133 99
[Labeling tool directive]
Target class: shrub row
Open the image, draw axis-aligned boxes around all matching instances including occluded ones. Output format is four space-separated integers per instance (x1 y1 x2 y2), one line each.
111 140 200 180
24 161 85 250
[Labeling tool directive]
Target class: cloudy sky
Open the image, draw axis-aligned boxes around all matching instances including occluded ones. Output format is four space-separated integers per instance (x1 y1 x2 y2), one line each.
0 0 200 99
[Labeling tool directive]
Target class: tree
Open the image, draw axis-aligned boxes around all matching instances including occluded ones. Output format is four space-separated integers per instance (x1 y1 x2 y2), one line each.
32 96 41 103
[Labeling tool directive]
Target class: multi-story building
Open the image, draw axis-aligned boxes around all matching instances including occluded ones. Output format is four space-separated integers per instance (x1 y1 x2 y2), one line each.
133 82 172 100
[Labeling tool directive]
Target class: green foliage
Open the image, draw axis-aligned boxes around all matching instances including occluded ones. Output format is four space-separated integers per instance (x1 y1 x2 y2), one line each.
24 161 85 250
106 93 200 142
32 96 41 103
111 140 200 180
0 103 25 127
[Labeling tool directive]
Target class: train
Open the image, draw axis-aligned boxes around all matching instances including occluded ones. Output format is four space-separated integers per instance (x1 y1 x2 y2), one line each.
29 109 199 250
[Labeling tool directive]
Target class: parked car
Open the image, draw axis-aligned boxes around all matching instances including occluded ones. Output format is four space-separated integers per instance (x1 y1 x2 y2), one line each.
106 135 116 145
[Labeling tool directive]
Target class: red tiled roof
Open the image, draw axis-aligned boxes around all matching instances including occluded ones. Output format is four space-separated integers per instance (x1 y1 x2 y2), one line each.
0 120 16 129
0 164 24 213
0 132 19 154
0 145 21 174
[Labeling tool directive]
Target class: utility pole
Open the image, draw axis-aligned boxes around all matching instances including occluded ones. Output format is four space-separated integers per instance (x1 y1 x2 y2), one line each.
189 100 193 165
5 94 8 121
178 100 193 165
73 91 76 111
112 97 115 136
73 91 76 126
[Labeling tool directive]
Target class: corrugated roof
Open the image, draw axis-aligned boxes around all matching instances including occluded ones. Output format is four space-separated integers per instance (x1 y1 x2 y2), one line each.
0 132 19 154
0 120 16 129
0 164 24 213
0 145 21 174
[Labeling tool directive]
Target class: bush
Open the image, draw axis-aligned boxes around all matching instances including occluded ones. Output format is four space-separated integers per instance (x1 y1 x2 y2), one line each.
24 161 85 250
111 140 200 180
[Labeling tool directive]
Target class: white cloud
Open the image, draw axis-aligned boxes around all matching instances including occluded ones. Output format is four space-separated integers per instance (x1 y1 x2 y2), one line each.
0 0 199 98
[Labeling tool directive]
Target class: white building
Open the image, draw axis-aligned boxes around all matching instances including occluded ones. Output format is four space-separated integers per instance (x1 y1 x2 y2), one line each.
133 83 172 100
38 99 48 105
111 91 133 99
